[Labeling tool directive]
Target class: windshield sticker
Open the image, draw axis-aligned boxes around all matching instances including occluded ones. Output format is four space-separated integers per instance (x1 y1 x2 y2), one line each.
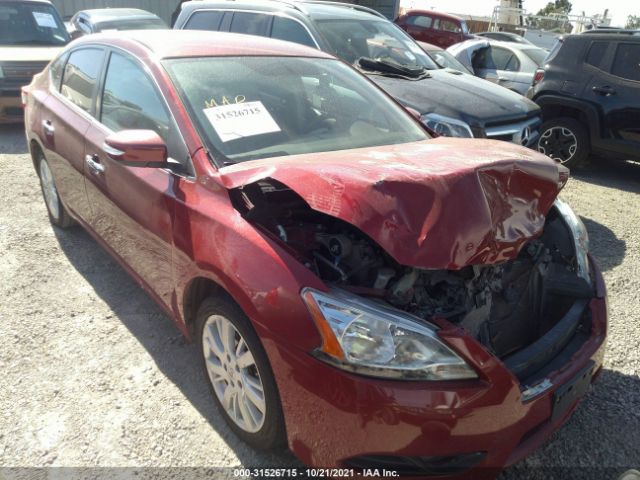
32 11 57 28
205 95 246 109
203 101 281 142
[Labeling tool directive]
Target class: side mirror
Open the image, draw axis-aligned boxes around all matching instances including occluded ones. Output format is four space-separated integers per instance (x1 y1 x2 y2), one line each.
104 130 168 168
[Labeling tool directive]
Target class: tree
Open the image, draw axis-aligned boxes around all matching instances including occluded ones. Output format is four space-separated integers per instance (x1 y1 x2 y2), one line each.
626 15 640 29
527 0 574 32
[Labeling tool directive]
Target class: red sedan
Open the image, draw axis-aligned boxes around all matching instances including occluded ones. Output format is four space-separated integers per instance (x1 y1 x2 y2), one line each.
23 30 607 479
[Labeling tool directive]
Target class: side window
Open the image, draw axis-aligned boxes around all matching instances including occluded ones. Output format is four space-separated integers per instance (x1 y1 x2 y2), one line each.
440 20 460 33
271 16 315 48
61 48 104 115
229 12 271 36
407 15 433 28
101 53 169 137
490 47 517 70
184 10 224 30
585 41 608 70
611 43 640 81
49 52 68 91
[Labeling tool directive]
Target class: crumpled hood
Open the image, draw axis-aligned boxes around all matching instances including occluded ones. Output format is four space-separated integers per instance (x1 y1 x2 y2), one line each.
216 138 567 270
367 69 538 128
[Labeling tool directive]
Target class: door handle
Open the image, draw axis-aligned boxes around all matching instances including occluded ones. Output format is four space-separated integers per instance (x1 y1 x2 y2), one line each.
85 154 105 175
592 85 616 96
42 120 55 136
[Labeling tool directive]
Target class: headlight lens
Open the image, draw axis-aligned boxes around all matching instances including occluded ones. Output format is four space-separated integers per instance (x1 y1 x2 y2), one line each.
301 288 477 380
554 198 590 282
420 113 473 138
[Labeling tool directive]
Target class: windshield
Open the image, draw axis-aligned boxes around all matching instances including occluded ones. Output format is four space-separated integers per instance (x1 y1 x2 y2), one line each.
163 56 428 164
0 2 69 46
522 48 548 66
314 19 439 70
429 49 472 73
97 18 166 32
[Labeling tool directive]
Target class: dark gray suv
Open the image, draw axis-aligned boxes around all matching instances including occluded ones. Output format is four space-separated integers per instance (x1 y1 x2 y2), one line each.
174 0 542 148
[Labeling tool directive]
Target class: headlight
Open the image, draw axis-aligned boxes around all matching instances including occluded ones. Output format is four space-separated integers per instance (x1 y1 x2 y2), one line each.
554 198 590 282
301 288 477 380
420 113 473 138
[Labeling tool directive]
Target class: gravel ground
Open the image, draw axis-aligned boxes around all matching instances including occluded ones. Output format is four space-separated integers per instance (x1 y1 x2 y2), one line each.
0 123 638 480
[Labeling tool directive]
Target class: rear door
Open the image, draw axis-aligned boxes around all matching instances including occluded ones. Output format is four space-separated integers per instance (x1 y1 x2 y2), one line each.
473 46 520 90
83 50 191 308
228 11 272 37
438 19 462 48
40 47 106 222
584 41 640 157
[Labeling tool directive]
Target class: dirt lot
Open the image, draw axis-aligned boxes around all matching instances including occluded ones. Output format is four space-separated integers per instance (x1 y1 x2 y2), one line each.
0 123 639 480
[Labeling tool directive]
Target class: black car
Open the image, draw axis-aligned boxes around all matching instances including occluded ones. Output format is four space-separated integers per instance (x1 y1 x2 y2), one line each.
528 33 640 168
173 0 542 147
69 8 166 37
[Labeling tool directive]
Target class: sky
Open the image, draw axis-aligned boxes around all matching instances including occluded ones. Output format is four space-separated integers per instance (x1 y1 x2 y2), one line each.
399 0 635 27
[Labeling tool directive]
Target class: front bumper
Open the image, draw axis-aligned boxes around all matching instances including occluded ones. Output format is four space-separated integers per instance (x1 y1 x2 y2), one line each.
266 256 607 479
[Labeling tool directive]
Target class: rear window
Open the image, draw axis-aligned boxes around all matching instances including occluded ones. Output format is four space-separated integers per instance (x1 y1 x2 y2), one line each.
522 48 548 67
96 18 166 32
0 1 69 46
229 12 270 36
611 43 640 81
184 10 224 30
585 41 608 69
61 48 104 114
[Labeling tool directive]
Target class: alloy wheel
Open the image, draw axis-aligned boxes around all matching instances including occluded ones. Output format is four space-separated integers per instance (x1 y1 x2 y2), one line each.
202 315 266 433
538 126 578 164
39 159 60 220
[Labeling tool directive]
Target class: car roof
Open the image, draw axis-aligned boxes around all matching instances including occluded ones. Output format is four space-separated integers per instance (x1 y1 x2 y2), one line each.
400 9 463 22
74 29 334 60
578 31 640 40
0 0 53 4
77 8 162 22
483 40 541 51
178 0 386 21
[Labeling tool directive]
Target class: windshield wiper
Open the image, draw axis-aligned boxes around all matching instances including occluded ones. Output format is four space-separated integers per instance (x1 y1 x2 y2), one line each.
357 57 431 80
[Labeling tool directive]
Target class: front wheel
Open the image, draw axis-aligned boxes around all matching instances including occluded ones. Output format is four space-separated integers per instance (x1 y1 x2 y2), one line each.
537 117 590 169
36 153 74 228
197 296 286 450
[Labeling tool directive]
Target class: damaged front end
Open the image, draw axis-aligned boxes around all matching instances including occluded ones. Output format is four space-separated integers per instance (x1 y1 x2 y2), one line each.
221 142 593 388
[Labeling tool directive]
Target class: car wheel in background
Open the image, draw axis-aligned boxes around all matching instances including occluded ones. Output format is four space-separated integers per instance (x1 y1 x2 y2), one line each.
537 117 590 169
36 152 75 228
197 296 286 450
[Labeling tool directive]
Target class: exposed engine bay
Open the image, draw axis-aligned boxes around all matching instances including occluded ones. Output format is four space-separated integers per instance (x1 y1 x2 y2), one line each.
230 178 594 362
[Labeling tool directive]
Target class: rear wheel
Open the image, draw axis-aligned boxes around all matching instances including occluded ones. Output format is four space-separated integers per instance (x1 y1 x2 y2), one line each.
196 296 286 450
537 117 590 169
36 152 74 228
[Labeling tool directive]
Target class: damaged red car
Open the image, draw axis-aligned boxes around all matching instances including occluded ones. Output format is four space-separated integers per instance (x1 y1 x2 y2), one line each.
24 31 607 479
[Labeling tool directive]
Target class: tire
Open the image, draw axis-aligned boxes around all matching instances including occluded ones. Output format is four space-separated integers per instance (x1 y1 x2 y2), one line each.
537 117 590 169
35 151 74 228
196 296 286 450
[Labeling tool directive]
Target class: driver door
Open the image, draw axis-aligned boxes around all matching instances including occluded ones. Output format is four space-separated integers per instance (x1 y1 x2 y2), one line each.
83 50 190 310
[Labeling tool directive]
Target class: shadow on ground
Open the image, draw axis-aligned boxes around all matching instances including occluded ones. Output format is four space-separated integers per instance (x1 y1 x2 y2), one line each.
500 368 640 480
580 216 626 272
0 124 27 155
574 158 640 195
52 226 301 470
